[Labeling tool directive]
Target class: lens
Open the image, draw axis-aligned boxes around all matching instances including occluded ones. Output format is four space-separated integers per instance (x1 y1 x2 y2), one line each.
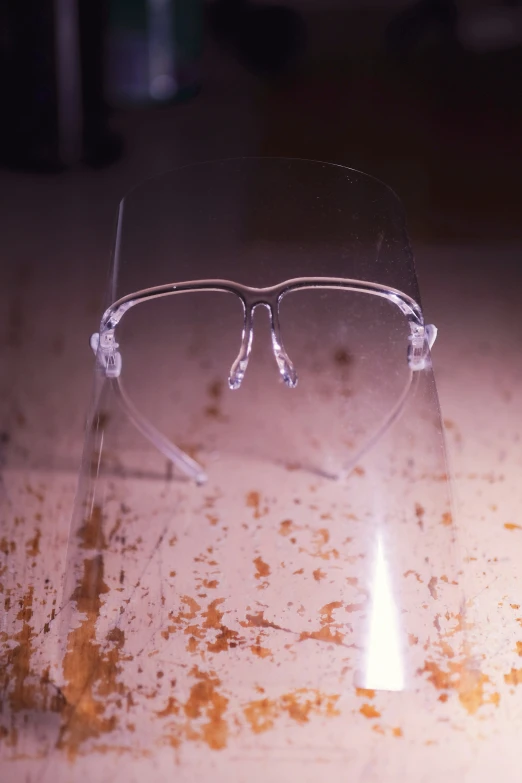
276 287 413 478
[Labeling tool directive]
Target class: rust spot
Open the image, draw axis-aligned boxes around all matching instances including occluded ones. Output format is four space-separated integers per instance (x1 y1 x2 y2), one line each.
244 689 340 733
246 491 267 519
107 627 125 647
428 577 439 600
253 556 270 580
459 669 499 714
393 727 403 737
504 668 522 685
334 348 352 366
438 640 455 659
25 528 41 558
404 570 423 583
419 659 500 715
208 380 223 400
313 568 326 582
184 667 228 750
0 537 16 555
161 596 201 641
243 698 278 733
25 485 45 503
279 519 294 536
281 693 312 724
355 688 375 699
202 598 225 629
247 491 259 507
305 527 339 561
360 704 381 719
77 505 107 550
345 601 367 614
187 637 199 654
353 466 365 477
251 637 272 659
415 503 425 530
504 523 522 531
1 587 64 721
202 599 242 653
441 512 453 527
107 517 123 543
207 626 241 654
319 601 343 624
241 611 288 633
205 405 226 420
57 555 128 757
299 626 346 646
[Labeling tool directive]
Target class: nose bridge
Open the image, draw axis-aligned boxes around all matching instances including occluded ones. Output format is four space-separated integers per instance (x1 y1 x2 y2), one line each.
248 287 278 310
227 292 297 391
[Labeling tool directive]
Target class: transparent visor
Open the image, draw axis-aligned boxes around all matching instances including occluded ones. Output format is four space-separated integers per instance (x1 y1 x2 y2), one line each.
52 161 467 772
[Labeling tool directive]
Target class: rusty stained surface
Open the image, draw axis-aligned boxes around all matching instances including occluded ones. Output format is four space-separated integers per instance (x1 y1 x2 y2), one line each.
0 473 74 756
2 457 520 776
0 380 521 781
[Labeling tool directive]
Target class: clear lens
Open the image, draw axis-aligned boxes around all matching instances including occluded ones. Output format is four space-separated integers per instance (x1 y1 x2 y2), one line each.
106 290 245 474
276 287 413 478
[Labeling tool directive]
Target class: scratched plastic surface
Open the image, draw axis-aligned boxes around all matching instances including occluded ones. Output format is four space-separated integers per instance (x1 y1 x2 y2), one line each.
1 161 473 782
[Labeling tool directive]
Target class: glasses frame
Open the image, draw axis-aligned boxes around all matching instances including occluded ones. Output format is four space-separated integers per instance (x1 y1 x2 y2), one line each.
90 276 437 485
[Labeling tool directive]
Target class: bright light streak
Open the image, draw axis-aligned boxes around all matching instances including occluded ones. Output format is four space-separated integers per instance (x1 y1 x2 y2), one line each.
364 534 404 691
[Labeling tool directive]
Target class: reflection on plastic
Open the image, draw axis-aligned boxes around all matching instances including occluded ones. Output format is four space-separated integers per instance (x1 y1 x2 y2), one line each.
364 534 404 692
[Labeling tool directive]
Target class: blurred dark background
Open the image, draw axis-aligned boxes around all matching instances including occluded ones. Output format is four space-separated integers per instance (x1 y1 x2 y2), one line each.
1 0 521 236
0 0 521 465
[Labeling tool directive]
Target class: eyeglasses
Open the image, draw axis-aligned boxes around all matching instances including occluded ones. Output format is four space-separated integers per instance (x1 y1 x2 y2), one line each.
91 275 437 485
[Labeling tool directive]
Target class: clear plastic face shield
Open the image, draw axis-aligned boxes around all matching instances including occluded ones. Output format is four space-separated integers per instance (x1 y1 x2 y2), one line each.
6 160 470 777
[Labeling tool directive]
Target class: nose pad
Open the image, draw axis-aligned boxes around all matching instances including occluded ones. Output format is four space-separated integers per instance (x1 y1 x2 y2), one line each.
269 306 298 388
228 302 298 390
228 306 254 390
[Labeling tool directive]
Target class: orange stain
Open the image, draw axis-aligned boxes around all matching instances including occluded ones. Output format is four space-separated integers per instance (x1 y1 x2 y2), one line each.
504 668 522 686
279 519 294 536
355 688 375 699
419 659 500 715
253 556 270 580
360 704 381 719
